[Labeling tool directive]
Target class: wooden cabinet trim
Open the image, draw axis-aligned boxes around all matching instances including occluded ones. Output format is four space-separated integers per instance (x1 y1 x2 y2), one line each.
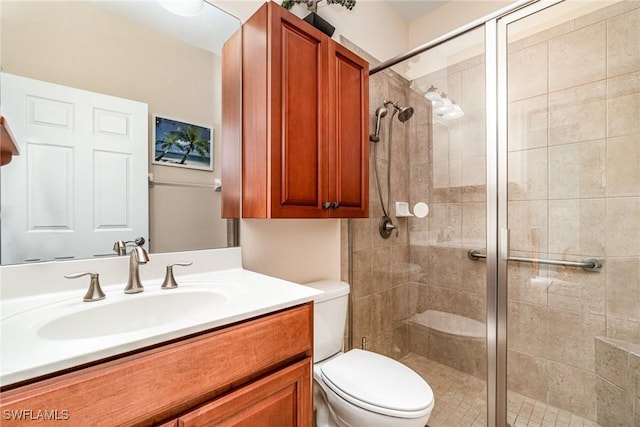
0 303 313 426
241 4 270 218
221 30 242 218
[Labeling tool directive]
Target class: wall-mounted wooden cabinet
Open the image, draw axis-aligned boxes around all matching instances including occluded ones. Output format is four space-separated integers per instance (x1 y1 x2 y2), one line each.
233 2 369 219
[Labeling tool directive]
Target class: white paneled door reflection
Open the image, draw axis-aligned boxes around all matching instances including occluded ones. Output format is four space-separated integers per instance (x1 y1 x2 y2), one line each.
1 73 148 264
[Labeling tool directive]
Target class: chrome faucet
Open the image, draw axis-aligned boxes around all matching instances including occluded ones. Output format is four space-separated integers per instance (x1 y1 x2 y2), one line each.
124 246 149 294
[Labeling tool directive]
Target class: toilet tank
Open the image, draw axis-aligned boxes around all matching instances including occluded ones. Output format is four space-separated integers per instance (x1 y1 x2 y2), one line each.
303 280 350 363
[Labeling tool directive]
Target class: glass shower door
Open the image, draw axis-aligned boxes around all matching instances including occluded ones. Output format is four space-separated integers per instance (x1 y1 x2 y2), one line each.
363 24 489 427
500 1 639 426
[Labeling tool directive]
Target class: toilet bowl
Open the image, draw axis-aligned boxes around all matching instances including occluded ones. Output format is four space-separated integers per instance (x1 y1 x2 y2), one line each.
305 280 434 427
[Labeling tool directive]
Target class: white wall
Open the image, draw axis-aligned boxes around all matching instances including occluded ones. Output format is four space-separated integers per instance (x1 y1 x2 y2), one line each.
214 0 408 64
296 0 408 61
408 1 514 49
240 219 341 283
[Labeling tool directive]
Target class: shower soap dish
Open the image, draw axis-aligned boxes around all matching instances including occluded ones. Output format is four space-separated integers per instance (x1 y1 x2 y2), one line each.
395 202 413 217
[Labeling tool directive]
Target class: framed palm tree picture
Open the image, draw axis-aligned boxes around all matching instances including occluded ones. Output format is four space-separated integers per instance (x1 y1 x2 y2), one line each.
152 115 213 171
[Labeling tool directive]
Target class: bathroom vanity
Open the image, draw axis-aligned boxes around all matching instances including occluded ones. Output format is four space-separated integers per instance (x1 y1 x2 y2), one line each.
1 304 312 426
0 248 320 426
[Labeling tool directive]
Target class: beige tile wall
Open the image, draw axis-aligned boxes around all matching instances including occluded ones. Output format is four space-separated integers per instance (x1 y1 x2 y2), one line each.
594 337 640 426
343 34 490 371
408 43 488 378
341 37 416 360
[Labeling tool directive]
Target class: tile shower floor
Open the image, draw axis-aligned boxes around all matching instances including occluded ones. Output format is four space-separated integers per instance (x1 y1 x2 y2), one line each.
400 353 601 427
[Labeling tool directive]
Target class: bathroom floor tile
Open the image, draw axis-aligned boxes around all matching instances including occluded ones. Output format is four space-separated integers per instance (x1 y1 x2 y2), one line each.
400 353 602 427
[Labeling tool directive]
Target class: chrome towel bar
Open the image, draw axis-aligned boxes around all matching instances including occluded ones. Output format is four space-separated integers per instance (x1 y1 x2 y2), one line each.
467 249 602 272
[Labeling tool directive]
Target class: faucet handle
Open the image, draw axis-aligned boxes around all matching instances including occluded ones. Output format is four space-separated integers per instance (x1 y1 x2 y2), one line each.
113 237 146 256
65 272 106 302
131 237 146 247
113 240 127 256
161 262 193 290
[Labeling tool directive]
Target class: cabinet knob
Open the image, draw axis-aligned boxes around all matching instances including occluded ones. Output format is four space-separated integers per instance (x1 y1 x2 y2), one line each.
322 202 331 209
332 202 340 209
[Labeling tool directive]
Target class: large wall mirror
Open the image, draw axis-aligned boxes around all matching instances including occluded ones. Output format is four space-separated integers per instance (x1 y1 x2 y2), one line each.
0 0 241 265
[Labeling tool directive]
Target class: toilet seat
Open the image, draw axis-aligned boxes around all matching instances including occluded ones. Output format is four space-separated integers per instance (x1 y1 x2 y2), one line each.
320 349 434 419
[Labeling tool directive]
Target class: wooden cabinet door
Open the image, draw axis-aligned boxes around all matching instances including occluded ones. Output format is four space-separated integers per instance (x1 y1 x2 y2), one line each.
269 5 329 218
328 42 369 218
239 2 369 219
177 358 312 427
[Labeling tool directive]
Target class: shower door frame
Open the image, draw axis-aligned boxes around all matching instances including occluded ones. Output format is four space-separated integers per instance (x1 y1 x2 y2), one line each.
490 1 564 426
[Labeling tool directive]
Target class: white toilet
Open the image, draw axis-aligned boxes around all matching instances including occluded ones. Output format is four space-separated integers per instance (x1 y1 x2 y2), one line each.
305 280 434 427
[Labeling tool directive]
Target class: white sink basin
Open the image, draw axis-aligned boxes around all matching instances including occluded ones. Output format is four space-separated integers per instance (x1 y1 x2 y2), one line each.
37 290 227 340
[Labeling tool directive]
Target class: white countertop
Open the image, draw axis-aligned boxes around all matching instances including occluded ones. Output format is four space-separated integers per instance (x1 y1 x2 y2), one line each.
0 248 322 387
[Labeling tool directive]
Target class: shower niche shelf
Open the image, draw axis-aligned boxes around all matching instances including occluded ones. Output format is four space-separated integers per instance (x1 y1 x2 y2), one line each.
232 2 369 219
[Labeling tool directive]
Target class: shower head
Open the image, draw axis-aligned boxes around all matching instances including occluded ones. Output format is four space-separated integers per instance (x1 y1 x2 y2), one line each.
384 100 414 123
397 105 414 122
370 100 414 143
369 106 388 143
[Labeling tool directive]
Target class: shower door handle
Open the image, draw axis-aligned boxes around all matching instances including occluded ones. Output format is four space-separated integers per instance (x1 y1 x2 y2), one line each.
468 249 602 272
468 227 602 272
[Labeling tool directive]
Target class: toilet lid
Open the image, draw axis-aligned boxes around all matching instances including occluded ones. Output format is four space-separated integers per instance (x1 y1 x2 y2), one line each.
320 349 433 418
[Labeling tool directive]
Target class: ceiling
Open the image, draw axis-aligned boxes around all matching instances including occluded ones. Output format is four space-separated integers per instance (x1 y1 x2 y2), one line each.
95 1 447 57
387 0 447 23
91 0 240 56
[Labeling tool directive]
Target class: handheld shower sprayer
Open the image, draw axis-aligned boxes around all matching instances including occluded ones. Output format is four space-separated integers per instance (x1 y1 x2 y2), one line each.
369 100 414 143
369 106 388 142
369 98 415 239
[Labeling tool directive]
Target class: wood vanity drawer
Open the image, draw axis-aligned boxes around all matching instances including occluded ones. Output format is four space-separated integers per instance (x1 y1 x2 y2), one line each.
0 303 313 426
177 358 311 426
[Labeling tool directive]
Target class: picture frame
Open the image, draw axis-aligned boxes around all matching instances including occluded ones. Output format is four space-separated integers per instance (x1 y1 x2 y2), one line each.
152 115 213 171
